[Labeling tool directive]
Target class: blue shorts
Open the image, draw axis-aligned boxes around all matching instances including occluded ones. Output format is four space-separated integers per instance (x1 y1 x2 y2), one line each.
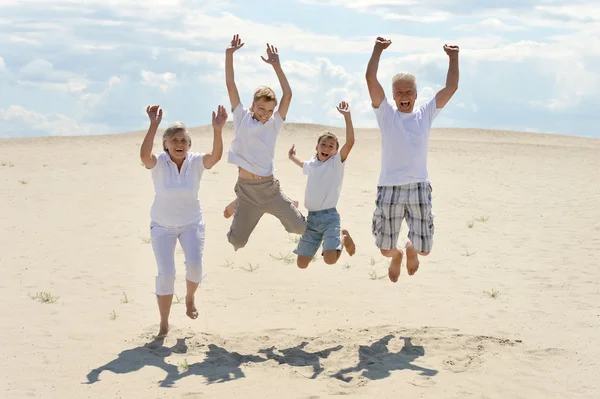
293 208 341 257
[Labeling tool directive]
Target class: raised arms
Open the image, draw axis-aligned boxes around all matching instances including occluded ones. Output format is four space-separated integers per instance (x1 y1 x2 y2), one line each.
225 34 244 111
337 101 355 163
288 144 304 168
140 105 162 169
261 43 292 120
435 45 460 109
365 37 391 108
202 105 227 170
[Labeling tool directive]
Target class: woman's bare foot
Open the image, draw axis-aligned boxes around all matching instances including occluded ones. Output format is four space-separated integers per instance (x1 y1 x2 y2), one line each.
388 249 403 283
405 241 420 276
157 322 169 338
223 200 237 219
186 296 198 319
341 229 355 256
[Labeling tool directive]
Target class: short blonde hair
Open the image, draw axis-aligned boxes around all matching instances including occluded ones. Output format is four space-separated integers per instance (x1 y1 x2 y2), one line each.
392 72 417 89
253 86 278 105
162 121 191 151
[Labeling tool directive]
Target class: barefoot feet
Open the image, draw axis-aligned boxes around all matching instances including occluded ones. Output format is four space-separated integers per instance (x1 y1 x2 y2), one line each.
186 296 198 319
223 200 236 218
342 229 355 256
405 241 420 276
388 249 403 283
157 322 169 338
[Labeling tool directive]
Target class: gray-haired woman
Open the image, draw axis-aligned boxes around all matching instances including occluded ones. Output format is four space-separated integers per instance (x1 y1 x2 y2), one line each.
140 104 227 337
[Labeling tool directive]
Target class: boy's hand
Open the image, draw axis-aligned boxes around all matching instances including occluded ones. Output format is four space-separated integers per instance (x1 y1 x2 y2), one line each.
288 144 296 159
261 43 280 66
226 34 245 54
443 44 459 57
336 101 351 116
146 105 163 125
212 105 228 130
374 36 392 51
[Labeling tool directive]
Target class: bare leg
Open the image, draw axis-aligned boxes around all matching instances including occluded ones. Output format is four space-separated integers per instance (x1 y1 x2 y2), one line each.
185 280 199 319
296 255 312 269
157 294 173 337
380 248 403 283
341 229 355 256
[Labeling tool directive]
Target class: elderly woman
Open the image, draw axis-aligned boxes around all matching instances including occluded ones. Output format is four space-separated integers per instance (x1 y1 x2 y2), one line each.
140 104 227 337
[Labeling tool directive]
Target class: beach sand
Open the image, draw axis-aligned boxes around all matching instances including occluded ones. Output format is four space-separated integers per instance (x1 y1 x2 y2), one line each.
1 123 599 398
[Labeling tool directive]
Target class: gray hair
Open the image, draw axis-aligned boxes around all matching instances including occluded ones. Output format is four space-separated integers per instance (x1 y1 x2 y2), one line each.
391 72 417 89
162 121 191 151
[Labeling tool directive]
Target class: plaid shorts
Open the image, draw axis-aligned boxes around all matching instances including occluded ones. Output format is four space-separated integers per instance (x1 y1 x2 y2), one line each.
371 182 435 253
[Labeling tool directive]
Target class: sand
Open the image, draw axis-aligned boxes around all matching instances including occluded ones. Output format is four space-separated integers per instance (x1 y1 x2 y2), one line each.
1 122 599 398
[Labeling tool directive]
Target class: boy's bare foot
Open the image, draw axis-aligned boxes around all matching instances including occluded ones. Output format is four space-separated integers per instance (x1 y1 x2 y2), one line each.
405 241 419 276
157 322 169 338
388 249 403 283
186 296 198 319
341 229 355 256
223 200 236 218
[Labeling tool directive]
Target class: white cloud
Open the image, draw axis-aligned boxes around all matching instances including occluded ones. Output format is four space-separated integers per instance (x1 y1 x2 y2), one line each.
455 18 525 32
140 70 177 92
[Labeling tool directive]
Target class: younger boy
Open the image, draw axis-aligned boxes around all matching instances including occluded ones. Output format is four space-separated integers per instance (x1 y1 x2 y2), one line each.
288 101 356 268
224 34 306 250
365 36 460 282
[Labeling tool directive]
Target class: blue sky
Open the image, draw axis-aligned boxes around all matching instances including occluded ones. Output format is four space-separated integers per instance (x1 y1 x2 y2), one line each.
1 0 599 138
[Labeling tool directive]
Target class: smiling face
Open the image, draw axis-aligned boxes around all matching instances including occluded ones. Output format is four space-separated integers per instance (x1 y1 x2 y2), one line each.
251 98 277 123
164 129 190 162
315 134 339 162
392 79 417 113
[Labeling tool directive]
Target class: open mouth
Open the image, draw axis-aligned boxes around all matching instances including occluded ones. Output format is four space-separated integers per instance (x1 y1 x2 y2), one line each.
175 149 184 154
320 152 329 159
400 101 411 108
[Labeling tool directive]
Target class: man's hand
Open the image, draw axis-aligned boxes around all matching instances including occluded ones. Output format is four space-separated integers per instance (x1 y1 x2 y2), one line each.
443 44 459 57
336 101 351 117
374 36 392 52
226 34 245 54
212 105 228 130
261 43 280 66
146 105 163 125
288 144 296 159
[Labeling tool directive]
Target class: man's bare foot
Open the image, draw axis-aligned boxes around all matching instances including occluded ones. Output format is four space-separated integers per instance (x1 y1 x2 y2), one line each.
157 322 169 338
341 229 355 256
223 200 237 218
186 296 198 319
405 241 420 276
388 249 403 283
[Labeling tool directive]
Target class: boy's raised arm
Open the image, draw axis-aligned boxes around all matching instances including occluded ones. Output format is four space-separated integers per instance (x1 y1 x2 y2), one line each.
337 101 355 163
225 34 244 112
365 37 391 108
288 144 304 168
261 44 292 120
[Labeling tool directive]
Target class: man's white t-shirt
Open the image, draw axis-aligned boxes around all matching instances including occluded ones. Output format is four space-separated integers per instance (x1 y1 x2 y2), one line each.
227 102 284 176
302 153 345 211
150 151 206 227
373 96 440 186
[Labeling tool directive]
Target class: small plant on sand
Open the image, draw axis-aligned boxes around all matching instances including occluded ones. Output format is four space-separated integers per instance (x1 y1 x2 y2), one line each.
467 220 474 228
141 237 151 244
82 161 88 165
179 359 189 371
287 234 301 244
240 263 260 272
1 162 15 167
475 216 489 222
110 310 118 320
462 249 476 257
342 262 352 270
120 292 131 304
269 252 295 265
369 256 378 266
28 292 59 303
369 270 387 280
19 179 29 184
484 289 500 299
220 260 235 268
173 293 183 304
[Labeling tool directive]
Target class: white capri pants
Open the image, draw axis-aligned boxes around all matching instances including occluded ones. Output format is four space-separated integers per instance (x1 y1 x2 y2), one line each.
150 220 205 296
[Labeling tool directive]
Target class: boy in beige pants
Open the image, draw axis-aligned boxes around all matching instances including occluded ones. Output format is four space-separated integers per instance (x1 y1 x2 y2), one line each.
224 34 306 250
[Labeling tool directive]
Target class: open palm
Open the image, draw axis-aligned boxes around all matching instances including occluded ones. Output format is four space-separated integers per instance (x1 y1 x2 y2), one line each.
260 43 280 65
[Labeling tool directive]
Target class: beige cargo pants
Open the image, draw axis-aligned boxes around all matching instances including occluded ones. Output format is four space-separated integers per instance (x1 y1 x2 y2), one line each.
227 177 306 250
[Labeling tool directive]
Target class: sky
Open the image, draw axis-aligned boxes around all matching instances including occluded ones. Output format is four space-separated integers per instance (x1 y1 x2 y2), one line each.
0 0 599 138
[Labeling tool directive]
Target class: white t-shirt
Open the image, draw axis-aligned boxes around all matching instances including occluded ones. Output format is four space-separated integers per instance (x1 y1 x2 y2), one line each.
227 102 284 176
302 153 345 211
373 96 440 186
150 151 206 227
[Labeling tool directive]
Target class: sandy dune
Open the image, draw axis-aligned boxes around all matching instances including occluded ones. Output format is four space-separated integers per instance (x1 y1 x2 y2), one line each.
1 123 599 398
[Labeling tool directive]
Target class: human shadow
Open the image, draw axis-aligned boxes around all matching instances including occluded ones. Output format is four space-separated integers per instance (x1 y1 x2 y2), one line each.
85 336 190 387
332 335 438 382
258 341 344 379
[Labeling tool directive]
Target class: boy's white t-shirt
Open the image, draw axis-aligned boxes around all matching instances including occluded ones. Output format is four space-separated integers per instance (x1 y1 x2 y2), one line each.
373 96 440 186
150 151 206 227
227 102 284 177
302 153 345 211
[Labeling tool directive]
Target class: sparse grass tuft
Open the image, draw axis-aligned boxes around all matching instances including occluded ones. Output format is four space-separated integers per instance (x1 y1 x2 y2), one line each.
342 262 352 270
369 270 388 280
475 216 489 222
462 249 476 257
220 260 235 268
269 252 295 264
179 359 189 371
19 179 29 184
1 162 15 167
240 263 260 272
29 292 59 303
286 234 301 244
110 310 118 320
369 256 378 266
82 161 88 165
467 220 474 228
141 237 151 244
173 293 183 304
484 289 500 298
120 292 130 304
